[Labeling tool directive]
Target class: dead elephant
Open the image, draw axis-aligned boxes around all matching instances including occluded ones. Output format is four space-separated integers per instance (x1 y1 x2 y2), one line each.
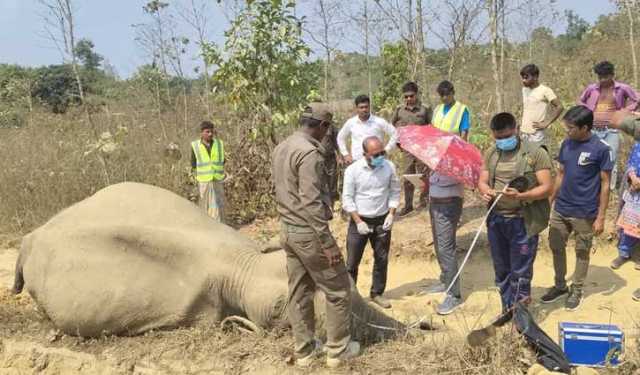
13 182 405 340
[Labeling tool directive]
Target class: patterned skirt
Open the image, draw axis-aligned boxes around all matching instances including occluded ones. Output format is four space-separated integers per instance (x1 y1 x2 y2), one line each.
198 181 225 223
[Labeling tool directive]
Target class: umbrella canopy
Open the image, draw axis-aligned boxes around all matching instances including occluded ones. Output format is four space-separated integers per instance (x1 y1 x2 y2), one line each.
397 125 483 188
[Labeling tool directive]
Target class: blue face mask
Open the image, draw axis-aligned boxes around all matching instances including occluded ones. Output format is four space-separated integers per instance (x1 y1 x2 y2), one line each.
370 155 385 168
496 135 518 151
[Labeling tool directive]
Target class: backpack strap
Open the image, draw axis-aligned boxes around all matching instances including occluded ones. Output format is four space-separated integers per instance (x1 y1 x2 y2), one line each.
487 146 500 189
515 140 534 176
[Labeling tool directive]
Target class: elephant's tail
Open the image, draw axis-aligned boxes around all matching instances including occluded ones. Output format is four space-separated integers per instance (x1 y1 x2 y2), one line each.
12 252 24 294
11 235 31 295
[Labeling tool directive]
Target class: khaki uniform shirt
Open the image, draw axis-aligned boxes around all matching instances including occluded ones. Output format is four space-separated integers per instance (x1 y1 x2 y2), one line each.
483 145 553 217
272 130 336 248
391 102 432 127
620 116 640 141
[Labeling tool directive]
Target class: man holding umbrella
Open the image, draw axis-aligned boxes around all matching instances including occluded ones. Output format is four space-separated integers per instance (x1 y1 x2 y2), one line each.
395 117 483 315
424 102 470 315
478 113 554 314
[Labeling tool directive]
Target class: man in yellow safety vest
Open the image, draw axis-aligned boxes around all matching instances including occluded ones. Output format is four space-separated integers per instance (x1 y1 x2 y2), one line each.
432 80 471 141
191 121 225 223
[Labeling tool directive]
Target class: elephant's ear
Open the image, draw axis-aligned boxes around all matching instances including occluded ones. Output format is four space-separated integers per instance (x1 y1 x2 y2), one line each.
260 237 283 253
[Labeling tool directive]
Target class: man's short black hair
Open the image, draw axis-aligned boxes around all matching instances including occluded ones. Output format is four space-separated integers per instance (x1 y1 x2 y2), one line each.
437 80 455 96
402 81 419 94
200 121 214 131
520 64 539 77
490 112 517 131
563 105 594 130
594 61 615 76
355 95 370 106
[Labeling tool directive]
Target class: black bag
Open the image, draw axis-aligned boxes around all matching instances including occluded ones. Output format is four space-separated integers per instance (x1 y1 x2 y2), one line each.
513 302 571 374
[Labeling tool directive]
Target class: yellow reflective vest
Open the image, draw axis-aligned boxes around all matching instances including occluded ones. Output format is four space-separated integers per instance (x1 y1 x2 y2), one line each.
191 139 224 182
432 102 468 134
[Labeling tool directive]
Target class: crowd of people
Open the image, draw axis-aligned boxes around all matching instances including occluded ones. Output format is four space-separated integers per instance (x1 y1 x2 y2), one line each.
191 60 640 367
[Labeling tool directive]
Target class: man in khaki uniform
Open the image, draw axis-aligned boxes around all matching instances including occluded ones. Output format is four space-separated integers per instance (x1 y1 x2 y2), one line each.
391 81 432 217
272 104 359 368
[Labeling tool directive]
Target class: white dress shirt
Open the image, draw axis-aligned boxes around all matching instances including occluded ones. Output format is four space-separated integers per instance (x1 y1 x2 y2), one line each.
337 114 398 161
342 158 401 218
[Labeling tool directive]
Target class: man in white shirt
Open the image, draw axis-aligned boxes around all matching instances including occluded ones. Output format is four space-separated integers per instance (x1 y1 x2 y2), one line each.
337 95 398 165
520 64 563 146
342 136 401 309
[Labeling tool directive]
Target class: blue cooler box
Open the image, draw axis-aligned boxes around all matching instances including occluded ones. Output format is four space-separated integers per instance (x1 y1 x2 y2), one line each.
558 322 624 367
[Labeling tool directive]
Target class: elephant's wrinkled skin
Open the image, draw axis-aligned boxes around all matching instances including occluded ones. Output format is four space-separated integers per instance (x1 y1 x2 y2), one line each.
13 182 404 340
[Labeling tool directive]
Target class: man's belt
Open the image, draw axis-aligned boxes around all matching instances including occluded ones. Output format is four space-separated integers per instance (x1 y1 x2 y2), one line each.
430 196 462 204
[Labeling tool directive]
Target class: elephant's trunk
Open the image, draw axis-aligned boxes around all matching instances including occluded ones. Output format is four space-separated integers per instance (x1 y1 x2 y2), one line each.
227 250 406 341
221 249 289 328
310 282 406 343
348 286 406 342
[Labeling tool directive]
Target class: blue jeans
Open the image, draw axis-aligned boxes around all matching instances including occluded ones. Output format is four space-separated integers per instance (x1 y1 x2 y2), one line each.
487 214 539 310
619 231 640 258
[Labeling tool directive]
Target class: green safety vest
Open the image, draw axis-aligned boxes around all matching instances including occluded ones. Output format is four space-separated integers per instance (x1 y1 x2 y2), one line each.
487 141 553 237
192 139 224 182
433 102 468 134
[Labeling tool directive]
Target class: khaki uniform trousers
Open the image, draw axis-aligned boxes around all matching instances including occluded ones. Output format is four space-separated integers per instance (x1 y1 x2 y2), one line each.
280 223 351 358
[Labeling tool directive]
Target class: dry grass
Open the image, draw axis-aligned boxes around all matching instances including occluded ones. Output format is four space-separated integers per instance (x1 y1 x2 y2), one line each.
1 287 637 374
1 95 639 374
0 102 283 234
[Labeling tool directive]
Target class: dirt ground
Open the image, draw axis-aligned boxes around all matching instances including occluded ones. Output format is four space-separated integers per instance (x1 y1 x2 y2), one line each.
0 194 639 374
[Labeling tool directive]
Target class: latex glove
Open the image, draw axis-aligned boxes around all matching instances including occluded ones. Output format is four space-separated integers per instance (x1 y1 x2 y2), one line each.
382 213 394 231
356 221 372 235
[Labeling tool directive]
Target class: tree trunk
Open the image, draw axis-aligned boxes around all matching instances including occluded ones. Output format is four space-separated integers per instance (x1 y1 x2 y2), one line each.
407 0 415 79
447 48 456 80
324 50 330 101
416 0 427 88
488 0 502 112
202 61 211 117
63 0 84 102
320 0 331 101
499 0 505 107
364 0 372 103
627 0 639 87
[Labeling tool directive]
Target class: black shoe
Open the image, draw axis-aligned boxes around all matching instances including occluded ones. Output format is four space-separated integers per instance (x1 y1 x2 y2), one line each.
398 206 414 217
540 286 568 304
565 286 583 311
610 256 629 269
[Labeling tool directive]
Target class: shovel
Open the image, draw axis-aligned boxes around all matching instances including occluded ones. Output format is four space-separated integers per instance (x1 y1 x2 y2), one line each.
467 306 514 346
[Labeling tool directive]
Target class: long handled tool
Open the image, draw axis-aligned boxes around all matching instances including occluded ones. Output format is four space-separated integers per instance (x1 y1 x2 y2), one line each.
408 189 507 330
443 191 505 296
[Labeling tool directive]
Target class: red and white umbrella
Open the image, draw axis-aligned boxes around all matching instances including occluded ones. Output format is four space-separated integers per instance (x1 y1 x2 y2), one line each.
397 125 483 188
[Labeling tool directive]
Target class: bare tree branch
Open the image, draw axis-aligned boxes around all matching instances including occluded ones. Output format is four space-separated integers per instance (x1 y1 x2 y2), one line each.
38 0 85 101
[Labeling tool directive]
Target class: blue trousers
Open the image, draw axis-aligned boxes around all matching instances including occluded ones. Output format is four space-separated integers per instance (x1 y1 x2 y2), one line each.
619 231 640 258
487 214 539 310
